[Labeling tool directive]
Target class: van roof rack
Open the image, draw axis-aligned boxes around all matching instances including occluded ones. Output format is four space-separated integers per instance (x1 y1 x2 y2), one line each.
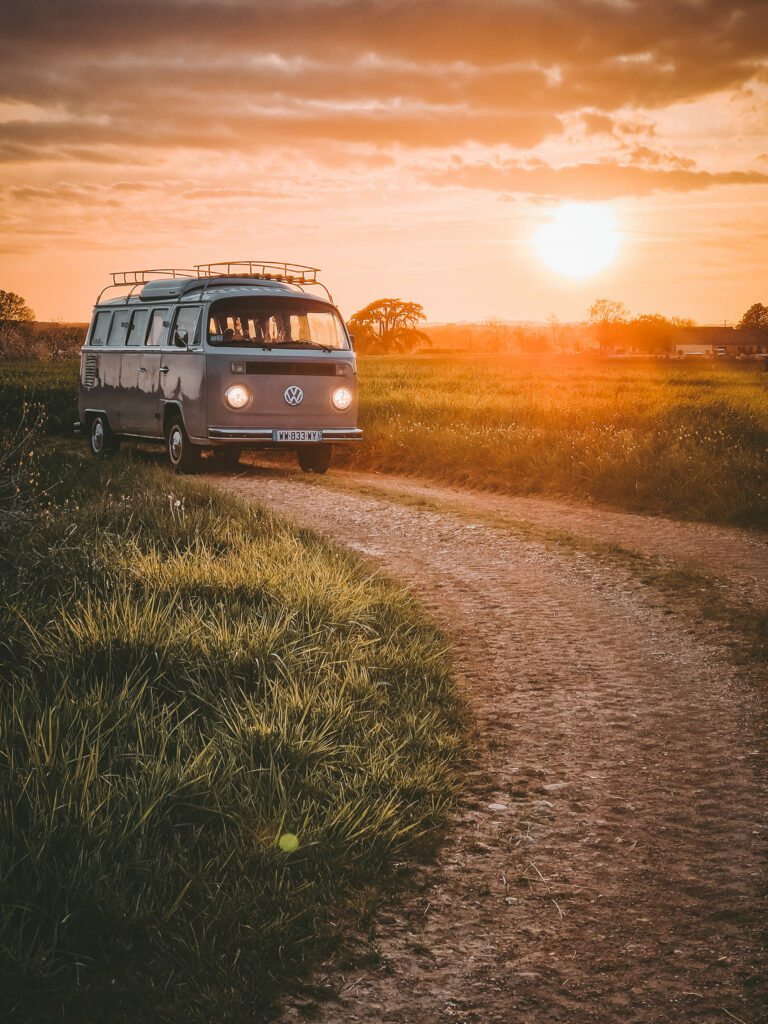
97 261 328 303
195 261 320 284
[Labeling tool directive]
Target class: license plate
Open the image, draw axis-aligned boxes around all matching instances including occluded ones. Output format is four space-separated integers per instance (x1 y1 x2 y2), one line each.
273 429 323 443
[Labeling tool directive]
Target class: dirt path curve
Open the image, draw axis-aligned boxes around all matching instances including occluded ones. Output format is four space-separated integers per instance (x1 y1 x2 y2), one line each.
333 468 768 603
216 467 768 1024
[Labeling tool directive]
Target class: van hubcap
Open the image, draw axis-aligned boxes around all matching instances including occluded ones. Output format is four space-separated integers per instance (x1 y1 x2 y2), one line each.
170 427 183 463
92 420 104 452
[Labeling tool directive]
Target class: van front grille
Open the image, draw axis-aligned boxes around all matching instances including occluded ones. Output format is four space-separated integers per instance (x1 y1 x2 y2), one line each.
83 354 98 388
245 361 341 377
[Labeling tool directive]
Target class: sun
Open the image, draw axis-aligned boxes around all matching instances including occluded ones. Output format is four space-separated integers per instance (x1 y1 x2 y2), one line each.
534 203 621 279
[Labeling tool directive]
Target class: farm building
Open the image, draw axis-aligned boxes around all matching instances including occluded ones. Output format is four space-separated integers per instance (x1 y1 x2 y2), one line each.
672 326 768 358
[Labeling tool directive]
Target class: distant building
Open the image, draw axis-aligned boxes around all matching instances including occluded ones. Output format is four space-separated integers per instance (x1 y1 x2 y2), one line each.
672 326 768 357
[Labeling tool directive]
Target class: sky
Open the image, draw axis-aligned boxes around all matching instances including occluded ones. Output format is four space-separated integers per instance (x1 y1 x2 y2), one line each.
0 0 767 324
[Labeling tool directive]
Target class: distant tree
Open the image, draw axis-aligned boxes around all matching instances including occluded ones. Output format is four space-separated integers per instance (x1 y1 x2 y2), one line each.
0 289 35 359
588 298 630 354
588 298 629 326
627 314 675 354
738 303 768 330
0 290 34 328
481 317 512 353
348 298 430 353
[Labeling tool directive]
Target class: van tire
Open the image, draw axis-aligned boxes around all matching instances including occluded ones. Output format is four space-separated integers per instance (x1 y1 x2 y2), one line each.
297 444 332 475
88 413 119 458
166 415 201 474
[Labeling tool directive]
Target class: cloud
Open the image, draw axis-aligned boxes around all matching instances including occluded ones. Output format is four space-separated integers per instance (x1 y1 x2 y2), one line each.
425 159 768 199
0 0 766 216
0 0 766 158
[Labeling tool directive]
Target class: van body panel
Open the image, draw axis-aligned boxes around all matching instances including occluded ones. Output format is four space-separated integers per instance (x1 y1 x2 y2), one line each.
160 348 207 439
135 350 163 435
117 349 161 435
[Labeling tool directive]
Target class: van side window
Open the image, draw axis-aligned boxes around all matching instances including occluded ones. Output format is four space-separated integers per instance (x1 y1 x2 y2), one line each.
89 310 112 346
107 308 131 346
126 308 149 346
172 306 202 347
146 308 170 346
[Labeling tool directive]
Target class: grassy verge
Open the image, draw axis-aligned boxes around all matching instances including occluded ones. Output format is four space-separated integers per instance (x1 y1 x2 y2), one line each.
339 354 768 528
0 440 467 1022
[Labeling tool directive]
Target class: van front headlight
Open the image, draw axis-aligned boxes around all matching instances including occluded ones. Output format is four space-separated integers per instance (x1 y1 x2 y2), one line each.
332 387 353 411
225 384 251 409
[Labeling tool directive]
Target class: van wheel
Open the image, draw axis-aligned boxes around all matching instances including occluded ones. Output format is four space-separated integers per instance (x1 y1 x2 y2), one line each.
167 416 201 474
88 414 119 458
212 445 242 469
297 444 332 475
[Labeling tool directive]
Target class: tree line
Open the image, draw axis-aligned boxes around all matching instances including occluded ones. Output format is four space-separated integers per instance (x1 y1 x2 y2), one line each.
2 285 767 359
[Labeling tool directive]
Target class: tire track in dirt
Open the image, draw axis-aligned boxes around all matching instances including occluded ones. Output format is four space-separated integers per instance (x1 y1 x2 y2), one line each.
332 469 768 604
216 468 768 1024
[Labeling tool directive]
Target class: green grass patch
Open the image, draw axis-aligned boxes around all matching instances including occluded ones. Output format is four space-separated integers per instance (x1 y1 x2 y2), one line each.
0 443 466 1022
339 354 768 528
0 359 79 435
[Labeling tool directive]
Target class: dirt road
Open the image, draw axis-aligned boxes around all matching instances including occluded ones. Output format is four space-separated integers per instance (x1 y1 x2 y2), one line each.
216 465 768 1024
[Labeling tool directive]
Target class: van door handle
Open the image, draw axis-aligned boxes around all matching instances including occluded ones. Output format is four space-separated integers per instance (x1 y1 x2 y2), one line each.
137 366 146 373
159 365 169 374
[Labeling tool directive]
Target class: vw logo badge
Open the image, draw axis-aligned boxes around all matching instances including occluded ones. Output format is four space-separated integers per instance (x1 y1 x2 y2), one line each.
284 385 303 406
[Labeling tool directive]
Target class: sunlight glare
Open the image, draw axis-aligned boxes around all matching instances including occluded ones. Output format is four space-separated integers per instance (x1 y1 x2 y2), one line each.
534 203 621 279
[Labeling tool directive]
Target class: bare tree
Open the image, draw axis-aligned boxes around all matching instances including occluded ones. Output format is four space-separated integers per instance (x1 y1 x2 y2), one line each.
588 298 630 354
36 320 85 361
482 317 511 353
546 313 562 350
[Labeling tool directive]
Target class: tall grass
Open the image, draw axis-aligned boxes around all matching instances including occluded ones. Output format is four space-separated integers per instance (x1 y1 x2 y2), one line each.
340 355 768 527
0 443 466 1022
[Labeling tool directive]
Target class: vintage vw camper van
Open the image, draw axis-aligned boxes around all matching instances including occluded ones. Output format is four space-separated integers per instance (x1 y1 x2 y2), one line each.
77 261 361 473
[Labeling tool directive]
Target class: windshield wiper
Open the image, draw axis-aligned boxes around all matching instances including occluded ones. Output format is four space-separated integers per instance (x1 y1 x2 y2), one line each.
268 340 335 353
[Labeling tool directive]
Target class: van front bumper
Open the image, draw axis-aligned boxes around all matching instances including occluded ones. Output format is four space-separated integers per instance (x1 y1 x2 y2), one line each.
208 427 362 442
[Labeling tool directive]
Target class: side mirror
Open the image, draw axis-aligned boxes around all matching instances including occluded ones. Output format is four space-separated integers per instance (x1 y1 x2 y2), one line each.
174 327 189 348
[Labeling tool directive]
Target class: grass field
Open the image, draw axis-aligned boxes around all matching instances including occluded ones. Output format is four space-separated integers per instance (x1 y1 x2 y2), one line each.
0 440 466 1021
2 354 767 526
342 354 768 528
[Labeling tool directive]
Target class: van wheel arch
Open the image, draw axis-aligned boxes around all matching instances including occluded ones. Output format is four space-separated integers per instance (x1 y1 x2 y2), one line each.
162 403 184 435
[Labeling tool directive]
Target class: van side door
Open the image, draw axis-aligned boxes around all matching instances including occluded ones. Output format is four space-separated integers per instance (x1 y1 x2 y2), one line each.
118 307 151 432
160 305 206 440
128 306 167 436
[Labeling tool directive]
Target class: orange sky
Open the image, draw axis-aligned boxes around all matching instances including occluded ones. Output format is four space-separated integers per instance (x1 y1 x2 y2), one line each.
1 0 767 324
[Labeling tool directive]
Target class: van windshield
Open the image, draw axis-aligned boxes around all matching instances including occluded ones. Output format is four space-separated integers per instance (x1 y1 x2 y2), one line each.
208 298 349 351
